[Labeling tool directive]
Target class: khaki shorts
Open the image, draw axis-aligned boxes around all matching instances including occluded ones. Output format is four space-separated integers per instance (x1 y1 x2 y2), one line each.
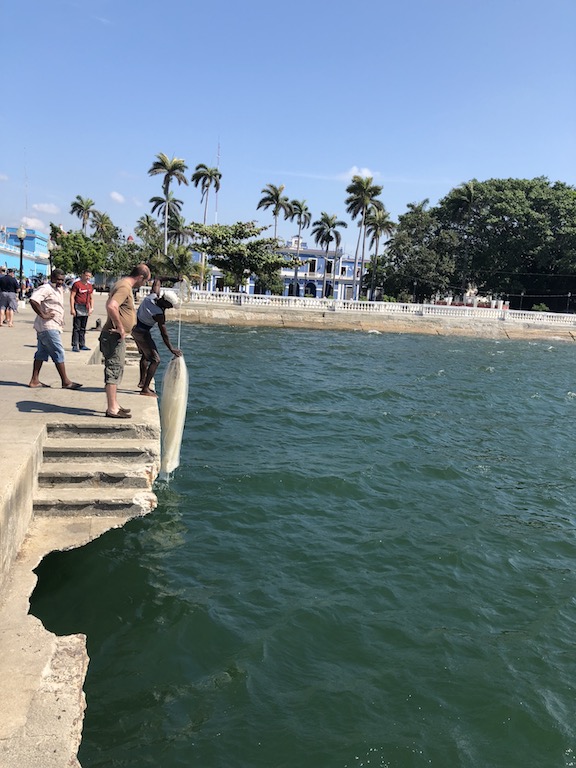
99 329 126 385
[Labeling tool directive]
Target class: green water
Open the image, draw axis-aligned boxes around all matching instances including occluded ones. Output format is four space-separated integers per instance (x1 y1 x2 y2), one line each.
31 327 576 767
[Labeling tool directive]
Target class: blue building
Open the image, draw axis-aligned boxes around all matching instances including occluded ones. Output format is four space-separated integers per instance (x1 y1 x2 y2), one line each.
0 227 49 278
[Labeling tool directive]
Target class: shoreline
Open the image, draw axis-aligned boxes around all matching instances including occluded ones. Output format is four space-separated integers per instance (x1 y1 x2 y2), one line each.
176 303 576 342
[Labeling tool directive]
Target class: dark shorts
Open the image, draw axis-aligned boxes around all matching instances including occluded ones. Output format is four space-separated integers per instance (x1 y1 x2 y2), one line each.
131 325 160 364
99 329 126 385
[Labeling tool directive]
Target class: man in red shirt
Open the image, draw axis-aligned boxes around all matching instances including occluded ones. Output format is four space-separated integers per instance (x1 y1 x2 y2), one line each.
70 271 94 351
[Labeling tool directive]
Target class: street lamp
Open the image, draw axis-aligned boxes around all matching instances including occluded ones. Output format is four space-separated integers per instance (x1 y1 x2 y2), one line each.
567 292 572 313
413 280 417 303
16 225 26 300
519 291 525 311
47 238 55 277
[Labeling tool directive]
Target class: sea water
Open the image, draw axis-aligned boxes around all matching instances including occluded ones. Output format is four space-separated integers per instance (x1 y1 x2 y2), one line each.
31 325 576 767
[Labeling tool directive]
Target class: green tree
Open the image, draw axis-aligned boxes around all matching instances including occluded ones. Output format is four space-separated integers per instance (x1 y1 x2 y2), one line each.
386 200 456 301
148 153 188 256
257 183 291 239
50 230 107 274
189 221 285 291
286 200 311 296
91 211 119 244
69 196 96 235
191 164 222 289
345 176 383 299
311 212 348 298
191 164 222 225
365 208 395 299
150 192 184 233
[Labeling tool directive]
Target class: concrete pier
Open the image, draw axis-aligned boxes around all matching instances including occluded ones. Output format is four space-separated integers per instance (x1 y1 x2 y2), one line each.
0 294 160 767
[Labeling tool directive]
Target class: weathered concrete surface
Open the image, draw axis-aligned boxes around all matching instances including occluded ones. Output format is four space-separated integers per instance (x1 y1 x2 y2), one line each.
0 294 160 767
177 302 576 342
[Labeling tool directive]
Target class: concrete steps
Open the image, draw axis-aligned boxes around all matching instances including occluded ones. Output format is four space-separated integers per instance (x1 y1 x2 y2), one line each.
33 422 160 520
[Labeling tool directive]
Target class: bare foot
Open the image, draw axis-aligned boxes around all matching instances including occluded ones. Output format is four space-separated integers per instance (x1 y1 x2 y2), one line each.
29 382 51 388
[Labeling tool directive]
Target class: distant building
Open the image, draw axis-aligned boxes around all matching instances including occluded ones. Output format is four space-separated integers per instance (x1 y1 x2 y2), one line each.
0 227 49 278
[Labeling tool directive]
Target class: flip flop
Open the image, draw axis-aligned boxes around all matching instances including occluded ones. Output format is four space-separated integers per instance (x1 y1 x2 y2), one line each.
28 382 51 388
105 410 132 419
140 390 157 397
62 382 83 390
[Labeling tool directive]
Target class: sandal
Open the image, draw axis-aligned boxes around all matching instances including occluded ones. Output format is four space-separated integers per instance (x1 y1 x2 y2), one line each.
105 410 132 419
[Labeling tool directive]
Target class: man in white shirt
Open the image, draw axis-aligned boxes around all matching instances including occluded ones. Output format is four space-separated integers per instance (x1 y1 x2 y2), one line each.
28 269 82 389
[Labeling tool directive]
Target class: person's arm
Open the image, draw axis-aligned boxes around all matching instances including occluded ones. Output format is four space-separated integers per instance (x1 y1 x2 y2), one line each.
30 298 55 321
105 296 126 338
88 285 94 314
70 284 77 315
157 317 182 356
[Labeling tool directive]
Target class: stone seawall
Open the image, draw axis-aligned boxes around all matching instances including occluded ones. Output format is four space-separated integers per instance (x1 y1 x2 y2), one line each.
178 303 576 342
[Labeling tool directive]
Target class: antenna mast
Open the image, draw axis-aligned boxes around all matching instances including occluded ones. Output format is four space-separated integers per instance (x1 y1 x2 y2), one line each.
215 140 220 224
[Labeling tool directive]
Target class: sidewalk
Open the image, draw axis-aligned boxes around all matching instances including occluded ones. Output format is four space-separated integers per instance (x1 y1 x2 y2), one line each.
0 293 161 767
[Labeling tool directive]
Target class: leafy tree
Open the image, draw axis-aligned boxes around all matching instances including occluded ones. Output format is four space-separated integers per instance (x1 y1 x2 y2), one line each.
386 200 456 301
69 196 96 235
148 153 188 256
345 176 383 299
188 221 285 291
50 229 107 274
150 243 194 279
311 212 348 298
436 177 576 307
286 200 311 296
257 183 291 239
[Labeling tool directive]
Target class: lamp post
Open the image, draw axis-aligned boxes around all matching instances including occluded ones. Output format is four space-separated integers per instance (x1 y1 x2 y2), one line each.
47 238 55 277
16 225 26 300
519 291 525 311
413 280 417 304
567 292 571 314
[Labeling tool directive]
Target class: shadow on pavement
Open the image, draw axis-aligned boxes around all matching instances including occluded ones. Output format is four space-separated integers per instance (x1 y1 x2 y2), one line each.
17 401 103 416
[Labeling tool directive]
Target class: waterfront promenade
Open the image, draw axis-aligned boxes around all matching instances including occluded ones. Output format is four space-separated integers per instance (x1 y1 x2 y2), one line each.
0 294 160 768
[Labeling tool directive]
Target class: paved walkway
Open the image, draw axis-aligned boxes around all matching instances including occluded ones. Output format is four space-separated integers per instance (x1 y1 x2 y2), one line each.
0 293 161 768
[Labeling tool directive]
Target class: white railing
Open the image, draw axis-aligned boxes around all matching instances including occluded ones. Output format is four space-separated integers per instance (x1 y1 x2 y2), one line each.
178 291 576 327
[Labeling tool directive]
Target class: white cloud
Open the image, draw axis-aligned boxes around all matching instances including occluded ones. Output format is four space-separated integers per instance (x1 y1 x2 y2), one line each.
32 202 60 214
0 173 8 182
22 216 45 230
110 191 125 204
336 166 380 181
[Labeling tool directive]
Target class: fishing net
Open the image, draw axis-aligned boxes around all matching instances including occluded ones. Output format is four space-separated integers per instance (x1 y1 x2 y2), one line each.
159 354 189 478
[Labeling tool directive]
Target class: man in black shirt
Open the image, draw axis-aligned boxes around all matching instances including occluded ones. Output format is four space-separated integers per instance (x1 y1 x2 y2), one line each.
0 268 20 327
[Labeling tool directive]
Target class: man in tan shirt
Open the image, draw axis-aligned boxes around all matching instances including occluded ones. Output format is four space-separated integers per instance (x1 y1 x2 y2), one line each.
99 263 151 418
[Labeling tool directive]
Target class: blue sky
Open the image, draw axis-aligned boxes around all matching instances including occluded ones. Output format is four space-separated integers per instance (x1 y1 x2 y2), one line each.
2 0 575 254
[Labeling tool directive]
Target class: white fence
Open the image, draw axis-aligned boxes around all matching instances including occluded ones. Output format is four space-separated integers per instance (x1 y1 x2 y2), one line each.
168 290 576 327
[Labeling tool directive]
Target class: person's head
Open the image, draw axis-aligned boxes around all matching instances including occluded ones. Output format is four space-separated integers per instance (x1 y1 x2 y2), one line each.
51 268 66 287
157 289 179 310
7 268 14 275
80 271 92 283
0 266 5 274
129 262 151 287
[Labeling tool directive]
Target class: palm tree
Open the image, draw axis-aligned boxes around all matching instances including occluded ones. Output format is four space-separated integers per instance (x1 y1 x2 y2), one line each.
257 183 291 239
286 200 311 297
191 164 222 290
135 214 161 245
168 213 190 247
191 164 222 225
345 175 383 299
147 153 188 256
311 213 348 298
365 208 395 299
70 195 96 234
91 211 117 243
149 192 184 229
